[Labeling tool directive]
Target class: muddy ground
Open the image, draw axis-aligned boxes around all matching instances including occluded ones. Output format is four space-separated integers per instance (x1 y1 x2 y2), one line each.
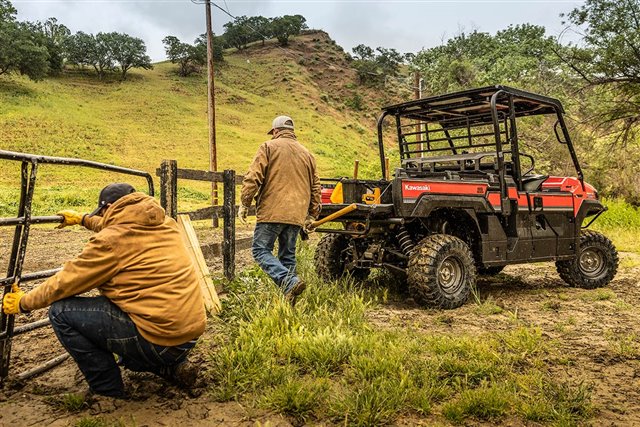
0 227 639 426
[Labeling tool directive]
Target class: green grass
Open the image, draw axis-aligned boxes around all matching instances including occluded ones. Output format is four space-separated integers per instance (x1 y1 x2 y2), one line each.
202 245 594 426
592 198 640 253
44 393 86 412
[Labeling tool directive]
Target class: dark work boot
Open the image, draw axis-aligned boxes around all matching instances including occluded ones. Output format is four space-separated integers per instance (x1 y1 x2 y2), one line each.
285 280 306 306
160 361 200 389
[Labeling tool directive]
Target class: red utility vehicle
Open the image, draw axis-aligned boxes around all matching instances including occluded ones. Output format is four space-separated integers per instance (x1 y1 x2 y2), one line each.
314 86 618 309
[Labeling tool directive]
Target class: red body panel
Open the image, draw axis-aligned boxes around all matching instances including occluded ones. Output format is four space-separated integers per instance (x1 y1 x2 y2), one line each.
402 181 488 199
403 176 597 217
321 188 333 204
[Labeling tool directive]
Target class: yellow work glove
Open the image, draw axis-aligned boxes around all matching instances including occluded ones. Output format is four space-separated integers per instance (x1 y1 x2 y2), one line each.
3 283 25 315
56 210 83 229
238 205 249 225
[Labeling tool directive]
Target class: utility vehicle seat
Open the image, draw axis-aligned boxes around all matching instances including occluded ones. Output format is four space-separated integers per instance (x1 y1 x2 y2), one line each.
522 174 549 192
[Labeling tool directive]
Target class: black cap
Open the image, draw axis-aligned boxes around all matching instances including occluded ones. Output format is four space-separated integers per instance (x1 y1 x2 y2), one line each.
89 183 136 217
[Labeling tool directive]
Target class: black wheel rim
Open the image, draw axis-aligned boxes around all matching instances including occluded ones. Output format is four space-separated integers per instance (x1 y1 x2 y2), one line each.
437 255 465 295
579 247 606 279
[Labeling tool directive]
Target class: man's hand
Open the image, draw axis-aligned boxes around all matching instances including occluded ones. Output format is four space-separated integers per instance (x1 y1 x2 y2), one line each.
304 215 316 234
3 283 25 315
238 205 249 224
56 210 84 229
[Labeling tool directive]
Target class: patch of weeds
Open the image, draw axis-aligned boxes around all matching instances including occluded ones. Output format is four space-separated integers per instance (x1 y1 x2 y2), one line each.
426 336 504 385
474 295 504 315
620 257 640 269
283 327 355 376
207 333 277 401
557 292 571 301
580 288 616 302
442 383 512 422
614 299 633 311
261 377 329 423
45 392 86 412
605 332 640 359
330 375 411 426
500 327 544 365
433 314 454 326
544 379 593 422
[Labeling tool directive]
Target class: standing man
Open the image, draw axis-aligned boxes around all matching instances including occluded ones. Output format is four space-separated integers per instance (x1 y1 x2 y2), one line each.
3 183 206 399
239 115 321 304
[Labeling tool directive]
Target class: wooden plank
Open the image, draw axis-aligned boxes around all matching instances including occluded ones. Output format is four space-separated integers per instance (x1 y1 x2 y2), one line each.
156 168 244 185
177 214 221 315
183 205 256 222
201 237 253 258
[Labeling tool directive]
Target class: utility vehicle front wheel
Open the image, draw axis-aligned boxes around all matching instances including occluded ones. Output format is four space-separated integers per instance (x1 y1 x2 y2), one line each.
556 230 618 289
314 234 369 282
408 234 476 309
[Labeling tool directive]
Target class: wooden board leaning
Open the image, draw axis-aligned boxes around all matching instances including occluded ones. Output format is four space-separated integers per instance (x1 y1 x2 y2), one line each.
177 214 222 314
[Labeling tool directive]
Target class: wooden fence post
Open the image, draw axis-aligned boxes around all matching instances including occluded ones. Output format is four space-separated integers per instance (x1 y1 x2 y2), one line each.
160 160 178 220
223 169 236 280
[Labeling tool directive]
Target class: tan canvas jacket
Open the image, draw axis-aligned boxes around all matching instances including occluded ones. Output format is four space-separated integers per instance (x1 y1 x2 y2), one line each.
241 129 321 226
21 193 206 347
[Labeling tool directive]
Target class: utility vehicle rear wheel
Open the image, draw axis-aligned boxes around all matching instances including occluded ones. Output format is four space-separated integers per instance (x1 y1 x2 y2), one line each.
314 234 369 281
556 230 618 289
477 266 504 276
408 234 476 309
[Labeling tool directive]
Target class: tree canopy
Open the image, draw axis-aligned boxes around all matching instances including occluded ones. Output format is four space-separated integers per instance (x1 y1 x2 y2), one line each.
350 44 407 86
562 0 640 144
106 32 153 79
270 14 307 46
0 0 50 80
410 25 563 95
221 13 308 49
164 35 205 77
64 31 152 79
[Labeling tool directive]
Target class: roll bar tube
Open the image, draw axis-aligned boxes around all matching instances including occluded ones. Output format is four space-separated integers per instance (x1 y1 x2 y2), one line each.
377 111 391 180
490 91 511 216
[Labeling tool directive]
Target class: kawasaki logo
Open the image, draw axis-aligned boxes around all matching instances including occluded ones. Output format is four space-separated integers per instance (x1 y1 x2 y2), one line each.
405 184 431 191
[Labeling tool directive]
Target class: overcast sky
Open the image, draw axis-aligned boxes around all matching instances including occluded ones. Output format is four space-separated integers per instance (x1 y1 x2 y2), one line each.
13 0 585 62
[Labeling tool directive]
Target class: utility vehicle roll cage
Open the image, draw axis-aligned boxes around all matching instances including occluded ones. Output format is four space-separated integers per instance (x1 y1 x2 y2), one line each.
376 85 584 192
0 150 154 383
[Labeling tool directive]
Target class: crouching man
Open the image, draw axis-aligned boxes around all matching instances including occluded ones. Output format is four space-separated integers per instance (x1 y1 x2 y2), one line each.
3 183 206 399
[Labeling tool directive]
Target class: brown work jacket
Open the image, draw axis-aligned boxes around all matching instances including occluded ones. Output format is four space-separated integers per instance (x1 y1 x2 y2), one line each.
21 193 206 347
241 129 321 226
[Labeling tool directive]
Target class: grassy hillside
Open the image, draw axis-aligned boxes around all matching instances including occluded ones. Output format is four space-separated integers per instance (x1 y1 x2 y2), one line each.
0 32 397 216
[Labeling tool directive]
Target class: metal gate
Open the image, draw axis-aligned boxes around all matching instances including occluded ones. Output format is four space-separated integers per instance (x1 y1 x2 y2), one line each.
0 150 154 383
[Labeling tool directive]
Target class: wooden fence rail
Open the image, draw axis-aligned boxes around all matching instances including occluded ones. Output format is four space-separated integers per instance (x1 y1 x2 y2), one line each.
157 159 252 280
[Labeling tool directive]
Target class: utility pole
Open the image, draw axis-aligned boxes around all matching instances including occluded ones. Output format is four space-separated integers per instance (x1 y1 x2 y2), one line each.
205 0 219 226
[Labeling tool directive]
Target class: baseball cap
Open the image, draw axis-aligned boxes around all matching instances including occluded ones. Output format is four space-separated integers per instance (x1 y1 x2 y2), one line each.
88 183 136 217
267 115 294 135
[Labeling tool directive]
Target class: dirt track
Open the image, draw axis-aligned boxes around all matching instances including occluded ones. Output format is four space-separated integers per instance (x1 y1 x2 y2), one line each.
1 228 640 426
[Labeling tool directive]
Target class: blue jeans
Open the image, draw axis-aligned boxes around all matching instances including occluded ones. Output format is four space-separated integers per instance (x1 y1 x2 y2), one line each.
252 222 301 293
49 296 196 398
